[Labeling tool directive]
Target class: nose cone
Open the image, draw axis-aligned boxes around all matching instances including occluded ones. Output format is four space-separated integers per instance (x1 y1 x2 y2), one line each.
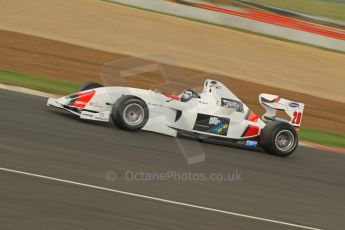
47 96 69 108
58 96 70 105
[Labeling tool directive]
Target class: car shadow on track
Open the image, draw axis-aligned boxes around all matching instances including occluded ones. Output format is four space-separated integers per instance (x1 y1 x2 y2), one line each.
46 106 270 159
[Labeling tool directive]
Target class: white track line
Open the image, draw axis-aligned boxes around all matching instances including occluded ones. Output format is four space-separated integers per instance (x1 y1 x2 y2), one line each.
0 83 57 98
0 166 322 230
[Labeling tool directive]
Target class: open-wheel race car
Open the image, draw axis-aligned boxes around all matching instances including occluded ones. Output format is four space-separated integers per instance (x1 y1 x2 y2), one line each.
47 79 304 157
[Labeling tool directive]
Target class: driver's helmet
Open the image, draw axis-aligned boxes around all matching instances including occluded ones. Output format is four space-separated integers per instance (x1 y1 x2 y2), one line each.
180 89 198 102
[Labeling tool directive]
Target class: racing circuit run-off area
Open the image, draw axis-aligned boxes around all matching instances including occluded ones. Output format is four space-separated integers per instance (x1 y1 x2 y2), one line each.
0 0 345 230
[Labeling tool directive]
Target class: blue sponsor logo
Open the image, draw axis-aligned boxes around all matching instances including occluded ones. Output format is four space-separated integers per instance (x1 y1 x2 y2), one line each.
245 140 257 148
211 120 229 134
289 102 300 108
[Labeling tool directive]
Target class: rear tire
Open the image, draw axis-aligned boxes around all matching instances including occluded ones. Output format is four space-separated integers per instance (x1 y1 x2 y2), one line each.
76 81 103 92
111 96 149 131
260 121 298 157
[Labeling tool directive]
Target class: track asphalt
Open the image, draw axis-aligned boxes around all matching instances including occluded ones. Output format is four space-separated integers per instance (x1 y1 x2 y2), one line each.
0 89 344 229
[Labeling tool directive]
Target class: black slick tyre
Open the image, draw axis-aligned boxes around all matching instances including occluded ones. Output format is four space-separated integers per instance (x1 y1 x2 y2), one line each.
260 121 298 157
76 81 103 92
111 96 149 131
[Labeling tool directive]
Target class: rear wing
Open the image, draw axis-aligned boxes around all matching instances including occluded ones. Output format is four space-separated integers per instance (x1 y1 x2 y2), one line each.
259 93 304 127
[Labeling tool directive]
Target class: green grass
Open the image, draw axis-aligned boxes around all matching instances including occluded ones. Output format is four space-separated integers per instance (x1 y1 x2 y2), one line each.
299 128 345 148
0 70 78 94
1 69 344 148
253 0 345 21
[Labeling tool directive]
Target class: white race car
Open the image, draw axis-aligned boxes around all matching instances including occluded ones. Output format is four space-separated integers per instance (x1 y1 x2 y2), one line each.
47 79 304 156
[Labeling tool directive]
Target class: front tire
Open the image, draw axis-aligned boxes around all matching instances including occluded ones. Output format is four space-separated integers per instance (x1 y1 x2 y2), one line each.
260 121 298 157
111 96 149 131
75 81 103 92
